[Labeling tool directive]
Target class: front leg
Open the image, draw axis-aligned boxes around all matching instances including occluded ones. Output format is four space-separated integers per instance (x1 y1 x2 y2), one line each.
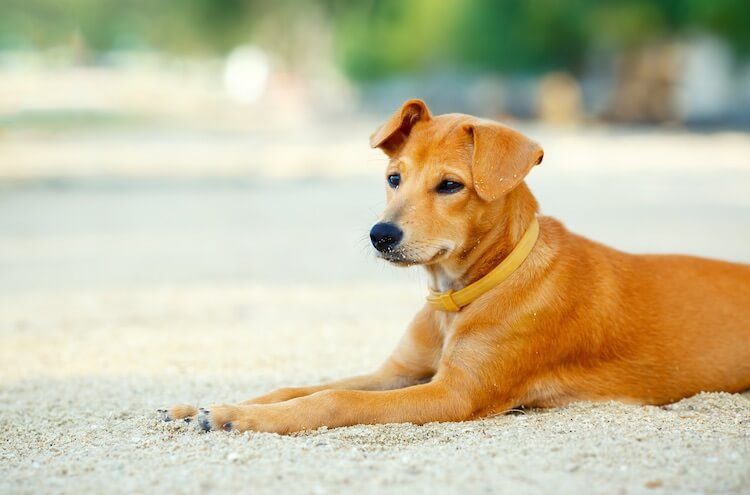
161 370 412 422
197 323 528 433
198 368 486 433
239 368 422 405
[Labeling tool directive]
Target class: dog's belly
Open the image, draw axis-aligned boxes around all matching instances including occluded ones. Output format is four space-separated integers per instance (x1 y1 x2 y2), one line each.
515 374 666 409
516 378 581 409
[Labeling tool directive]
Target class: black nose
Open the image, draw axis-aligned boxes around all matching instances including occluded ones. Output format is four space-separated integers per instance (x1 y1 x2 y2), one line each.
370 222 403 252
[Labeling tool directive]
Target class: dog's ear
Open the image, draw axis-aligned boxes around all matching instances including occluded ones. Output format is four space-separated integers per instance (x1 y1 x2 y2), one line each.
465 122 544 201
370 99 431 156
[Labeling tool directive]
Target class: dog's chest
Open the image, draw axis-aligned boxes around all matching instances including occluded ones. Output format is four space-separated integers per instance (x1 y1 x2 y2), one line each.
435 311 460 344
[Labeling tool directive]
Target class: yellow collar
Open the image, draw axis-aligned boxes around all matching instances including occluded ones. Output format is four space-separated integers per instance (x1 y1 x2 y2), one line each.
426 217 540 312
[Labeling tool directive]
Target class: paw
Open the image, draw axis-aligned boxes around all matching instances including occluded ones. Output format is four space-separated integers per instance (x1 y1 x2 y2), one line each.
193 404 295 433
194 406 237 432
157 404 199 422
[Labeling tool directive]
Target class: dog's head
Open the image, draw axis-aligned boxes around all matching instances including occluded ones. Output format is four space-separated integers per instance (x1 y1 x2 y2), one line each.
369 99 543 267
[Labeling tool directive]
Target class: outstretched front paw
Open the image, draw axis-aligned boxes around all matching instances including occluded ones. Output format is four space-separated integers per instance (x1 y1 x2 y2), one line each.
193 406 240 432
157 404 199 423
192 404 297 434
158 402 298 433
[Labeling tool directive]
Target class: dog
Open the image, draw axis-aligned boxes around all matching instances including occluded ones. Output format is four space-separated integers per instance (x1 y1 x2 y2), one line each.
163 99 750 433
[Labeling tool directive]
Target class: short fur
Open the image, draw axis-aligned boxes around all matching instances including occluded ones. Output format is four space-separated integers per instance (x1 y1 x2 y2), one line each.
166 100 750 433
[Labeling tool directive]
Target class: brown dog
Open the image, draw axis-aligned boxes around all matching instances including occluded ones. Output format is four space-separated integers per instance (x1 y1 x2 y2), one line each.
164 99 750 433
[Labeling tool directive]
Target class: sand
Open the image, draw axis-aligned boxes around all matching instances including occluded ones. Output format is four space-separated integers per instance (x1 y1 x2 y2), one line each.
1 285 748 495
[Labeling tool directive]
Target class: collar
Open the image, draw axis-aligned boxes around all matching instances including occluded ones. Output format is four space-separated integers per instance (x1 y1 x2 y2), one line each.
426 217 540 312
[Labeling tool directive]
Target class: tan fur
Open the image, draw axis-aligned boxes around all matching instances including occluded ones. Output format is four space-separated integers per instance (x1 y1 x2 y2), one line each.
167 100 750 433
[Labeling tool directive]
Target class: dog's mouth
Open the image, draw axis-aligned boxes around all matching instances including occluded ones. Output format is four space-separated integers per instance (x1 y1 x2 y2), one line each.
377 244 452 266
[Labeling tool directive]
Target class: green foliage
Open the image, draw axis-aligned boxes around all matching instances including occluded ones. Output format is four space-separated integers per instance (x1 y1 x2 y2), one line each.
332 0 750 80
0 0 260 53
2 0 749 79
682 0 750 54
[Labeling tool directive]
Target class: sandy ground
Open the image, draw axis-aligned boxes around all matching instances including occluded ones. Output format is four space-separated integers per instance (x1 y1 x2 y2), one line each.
1 285 749 495
1 124 749 494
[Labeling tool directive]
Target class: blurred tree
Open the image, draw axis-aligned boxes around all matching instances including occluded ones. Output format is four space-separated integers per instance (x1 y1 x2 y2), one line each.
1 0 749 78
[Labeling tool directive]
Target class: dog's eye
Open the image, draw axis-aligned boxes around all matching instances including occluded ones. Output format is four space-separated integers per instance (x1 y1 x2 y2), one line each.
387 174 401 189
436 180 464 194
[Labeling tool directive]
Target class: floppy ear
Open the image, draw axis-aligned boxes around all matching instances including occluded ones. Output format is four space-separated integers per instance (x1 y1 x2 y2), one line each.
370 99 431 156
465 122 544 201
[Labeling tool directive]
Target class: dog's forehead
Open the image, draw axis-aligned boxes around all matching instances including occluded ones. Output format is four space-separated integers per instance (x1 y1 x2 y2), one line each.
401 114 474 169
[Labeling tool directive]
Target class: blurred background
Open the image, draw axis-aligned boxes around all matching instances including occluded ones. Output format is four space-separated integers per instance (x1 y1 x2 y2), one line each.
1 0 749 292
2 5 750 492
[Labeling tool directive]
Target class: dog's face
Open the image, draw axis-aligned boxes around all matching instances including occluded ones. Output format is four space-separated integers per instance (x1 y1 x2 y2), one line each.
369 99 543 266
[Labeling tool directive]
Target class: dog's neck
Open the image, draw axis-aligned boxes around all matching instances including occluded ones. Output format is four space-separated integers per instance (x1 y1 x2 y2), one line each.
426 183 539 293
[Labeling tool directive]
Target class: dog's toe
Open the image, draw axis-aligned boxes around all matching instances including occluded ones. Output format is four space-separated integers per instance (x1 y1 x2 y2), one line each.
192 408 237 432
196 410 213 432
157 409 172 422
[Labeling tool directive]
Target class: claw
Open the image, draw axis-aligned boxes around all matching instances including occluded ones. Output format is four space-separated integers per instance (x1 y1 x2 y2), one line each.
199 417 212 432
195 410 212 432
